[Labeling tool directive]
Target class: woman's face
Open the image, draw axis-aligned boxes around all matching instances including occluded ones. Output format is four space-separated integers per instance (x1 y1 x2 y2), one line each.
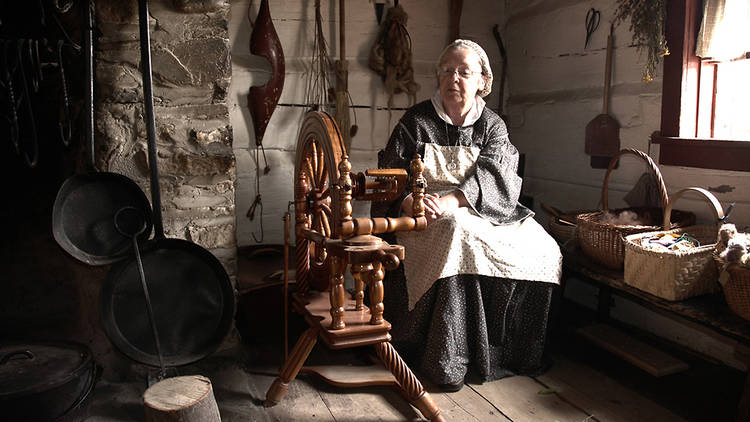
438 47 485 110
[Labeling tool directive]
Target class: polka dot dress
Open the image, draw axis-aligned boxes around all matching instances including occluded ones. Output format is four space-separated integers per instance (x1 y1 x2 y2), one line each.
372 99 561 387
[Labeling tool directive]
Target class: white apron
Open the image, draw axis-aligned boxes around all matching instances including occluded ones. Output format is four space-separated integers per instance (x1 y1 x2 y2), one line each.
396 144 562 310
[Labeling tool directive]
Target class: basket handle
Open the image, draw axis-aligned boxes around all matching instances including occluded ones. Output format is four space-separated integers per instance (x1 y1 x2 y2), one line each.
601 148 669 212
662 187 725 235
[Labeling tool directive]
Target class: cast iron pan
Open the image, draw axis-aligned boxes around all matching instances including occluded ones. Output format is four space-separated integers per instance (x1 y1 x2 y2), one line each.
52 3 152 266
100 0 234 368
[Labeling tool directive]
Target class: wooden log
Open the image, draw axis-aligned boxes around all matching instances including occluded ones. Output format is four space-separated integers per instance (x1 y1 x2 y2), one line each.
143 375 221 422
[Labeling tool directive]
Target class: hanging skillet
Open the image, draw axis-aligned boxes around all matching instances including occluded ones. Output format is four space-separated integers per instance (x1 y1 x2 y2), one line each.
100 0 234 367
52 2 152 266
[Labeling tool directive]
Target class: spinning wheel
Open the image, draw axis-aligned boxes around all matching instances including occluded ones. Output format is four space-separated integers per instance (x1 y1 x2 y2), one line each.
293 112 345 291
265 111 444 421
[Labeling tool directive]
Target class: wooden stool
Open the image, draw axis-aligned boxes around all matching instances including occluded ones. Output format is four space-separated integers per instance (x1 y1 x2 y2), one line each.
143 375 220 422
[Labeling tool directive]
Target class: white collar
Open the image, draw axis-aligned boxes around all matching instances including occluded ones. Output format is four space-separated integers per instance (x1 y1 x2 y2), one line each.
431 90 486 127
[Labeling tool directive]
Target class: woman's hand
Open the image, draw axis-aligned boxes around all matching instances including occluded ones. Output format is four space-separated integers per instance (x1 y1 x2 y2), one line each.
402 193 443 223
401 190 468 225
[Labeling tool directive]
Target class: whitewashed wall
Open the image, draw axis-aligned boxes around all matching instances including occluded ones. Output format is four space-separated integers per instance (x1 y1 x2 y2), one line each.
504 0 749 369
229 0 748 368
230 0 504 246
504 0 749 227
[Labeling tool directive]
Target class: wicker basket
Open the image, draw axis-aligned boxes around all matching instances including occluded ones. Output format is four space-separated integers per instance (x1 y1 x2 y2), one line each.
576 149 696 270
623 187 724 300
548 217 577 244
721 264 750 321
543 205 593 245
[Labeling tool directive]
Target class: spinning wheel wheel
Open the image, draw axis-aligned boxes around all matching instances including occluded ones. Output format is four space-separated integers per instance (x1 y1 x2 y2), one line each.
294 112 345 291
267 111 443 422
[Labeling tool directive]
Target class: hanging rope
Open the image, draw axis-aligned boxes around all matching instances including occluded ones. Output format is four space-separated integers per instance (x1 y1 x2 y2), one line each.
246 144 270 243
304 0 335 113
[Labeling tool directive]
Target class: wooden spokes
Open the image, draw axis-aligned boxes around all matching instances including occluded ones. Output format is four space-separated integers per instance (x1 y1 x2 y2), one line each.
295 112 345 292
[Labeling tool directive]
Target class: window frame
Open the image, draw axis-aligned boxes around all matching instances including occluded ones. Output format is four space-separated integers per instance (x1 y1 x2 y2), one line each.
652 0 750 172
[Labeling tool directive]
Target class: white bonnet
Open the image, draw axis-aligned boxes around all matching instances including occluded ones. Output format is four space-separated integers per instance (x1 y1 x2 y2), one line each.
436 39 493 97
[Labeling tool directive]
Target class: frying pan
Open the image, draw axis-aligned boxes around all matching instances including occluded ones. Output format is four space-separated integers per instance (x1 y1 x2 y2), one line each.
52 2 152 266
100 0 234 367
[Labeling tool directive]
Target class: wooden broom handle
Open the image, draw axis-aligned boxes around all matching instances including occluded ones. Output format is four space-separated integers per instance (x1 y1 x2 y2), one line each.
603 24 614 114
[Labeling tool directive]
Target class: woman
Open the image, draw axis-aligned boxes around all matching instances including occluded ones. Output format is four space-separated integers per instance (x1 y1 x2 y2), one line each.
372 40 562 392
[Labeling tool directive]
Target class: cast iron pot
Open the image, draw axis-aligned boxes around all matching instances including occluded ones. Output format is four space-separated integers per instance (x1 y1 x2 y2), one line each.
0 342 96 421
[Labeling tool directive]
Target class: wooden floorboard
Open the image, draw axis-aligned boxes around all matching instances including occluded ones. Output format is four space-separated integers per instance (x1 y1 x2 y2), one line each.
577 323 690 377
59 343 725 422
469 375 591 422
426 384 512 421
536 354 688 422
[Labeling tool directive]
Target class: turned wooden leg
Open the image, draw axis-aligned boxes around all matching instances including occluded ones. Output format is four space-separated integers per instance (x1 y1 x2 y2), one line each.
265 327 319 407
350 264 367 311
329 256 346 330
374 342 443 422
295 173 310 295
367 262 385 325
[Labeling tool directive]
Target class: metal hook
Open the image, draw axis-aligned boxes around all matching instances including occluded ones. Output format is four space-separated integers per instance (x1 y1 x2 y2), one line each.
15 39 39 168
2 41 21 154
57 40 72 146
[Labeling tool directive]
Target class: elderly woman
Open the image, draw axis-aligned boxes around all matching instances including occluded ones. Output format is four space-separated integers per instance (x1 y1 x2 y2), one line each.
372 40 562 391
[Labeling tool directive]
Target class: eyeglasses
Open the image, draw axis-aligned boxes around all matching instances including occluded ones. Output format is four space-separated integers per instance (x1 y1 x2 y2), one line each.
438 66 481 79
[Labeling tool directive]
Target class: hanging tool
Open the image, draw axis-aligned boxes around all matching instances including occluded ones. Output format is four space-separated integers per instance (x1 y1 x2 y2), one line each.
247 0 285 242
585 8 600 49
374 0 385 24
334 0 351 152
585 23 620 169
449 0 463 41
492 24 507 118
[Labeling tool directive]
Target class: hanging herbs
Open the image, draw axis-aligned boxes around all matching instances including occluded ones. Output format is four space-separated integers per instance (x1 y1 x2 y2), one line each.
614 0 668 82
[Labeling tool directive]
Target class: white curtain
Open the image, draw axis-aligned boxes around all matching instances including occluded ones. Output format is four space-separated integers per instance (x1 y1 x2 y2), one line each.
695 0 750 61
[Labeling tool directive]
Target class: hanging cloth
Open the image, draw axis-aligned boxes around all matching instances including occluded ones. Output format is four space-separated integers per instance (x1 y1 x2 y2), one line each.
696 0 750 61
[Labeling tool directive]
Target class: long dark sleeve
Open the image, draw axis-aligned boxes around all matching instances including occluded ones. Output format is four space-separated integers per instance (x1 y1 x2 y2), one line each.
456 115 532 225
371 100 532 225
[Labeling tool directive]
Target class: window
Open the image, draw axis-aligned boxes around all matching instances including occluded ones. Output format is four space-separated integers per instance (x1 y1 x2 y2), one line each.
653 0 750 171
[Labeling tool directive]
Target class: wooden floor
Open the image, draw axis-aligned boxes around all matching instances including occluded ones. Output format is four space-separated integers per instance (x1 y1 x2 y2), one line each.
63 320 744 422
61 246 744 421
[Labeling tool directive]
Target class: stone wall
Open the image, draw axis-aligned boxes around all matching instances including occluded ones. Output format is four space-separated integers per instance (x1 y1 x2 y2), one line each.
96 0 236 273
0 0 236 381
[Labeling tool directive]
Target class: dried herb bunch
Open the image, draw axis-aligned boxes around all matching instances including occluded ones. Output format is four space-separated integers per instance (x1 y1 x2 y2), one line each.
614 0 668 82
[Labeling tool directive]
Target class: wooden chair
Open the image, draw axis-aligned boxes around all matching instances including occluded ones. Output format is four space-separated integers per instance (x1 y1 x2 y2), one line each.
264 111 444 421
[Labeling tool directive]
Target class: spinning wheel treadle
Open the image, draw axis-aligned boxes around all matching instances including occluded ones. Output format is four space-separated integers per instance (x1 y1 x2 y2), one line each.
265 111 443 421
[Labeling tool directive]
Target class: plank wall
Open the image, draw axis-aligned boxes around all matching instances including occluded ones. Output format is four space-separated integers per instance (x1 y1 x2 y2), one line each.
229 0 750 369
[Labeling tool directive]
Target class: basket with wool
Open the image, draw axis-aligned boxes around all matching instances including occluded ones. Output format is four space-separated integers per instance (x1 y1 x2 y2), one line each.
576 148 695 270
715 224 750 321
623 187 724 301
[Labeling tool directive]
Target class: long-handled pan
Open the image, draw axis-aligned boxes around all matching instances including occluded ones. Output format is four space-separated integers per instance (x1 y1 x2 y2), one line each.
585 23 620 168
100 0 234 368
52 1 152 266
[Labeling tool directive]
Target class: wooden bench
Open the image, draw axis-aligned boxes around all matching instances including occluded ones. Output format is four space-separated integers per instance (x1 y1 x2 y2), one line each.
561 244 750 422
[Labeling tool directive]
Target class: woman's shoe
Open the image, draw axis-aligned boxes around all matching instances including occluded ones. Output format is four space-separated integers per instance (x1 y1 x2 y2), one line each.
438 379 464 392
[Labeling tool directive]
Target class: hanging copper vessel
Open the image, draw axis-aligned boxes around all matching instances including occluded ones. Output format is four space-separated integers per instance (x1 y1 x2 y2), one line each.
248 0 285 146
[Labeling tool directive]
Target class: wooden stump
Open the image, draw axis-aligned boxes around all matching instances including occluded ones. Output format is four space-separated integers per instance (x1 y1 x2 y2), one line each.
143 375 221 422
